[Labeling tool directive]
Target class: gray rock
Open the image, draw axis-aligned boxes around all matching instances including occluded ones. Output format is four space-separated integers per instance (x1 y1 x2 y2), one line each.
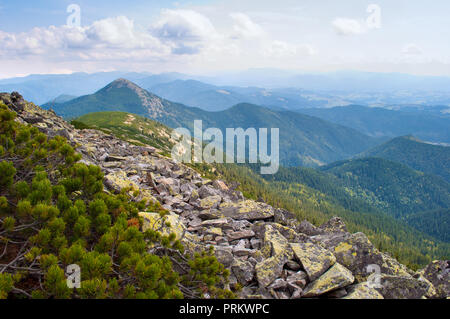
228 230 256 241
418 260 450 299
213 246 234 267
231 259 255 285
303 263 355 298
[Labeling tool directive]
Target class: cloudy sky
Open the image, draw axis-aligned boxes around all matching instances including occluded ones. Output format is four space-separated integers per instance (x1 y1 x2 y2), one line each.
1 0 450 78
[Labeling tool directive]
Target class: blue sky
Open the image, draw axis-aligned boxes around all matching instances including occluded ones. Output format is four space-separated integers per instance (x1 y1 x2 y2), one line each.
1 0 450 78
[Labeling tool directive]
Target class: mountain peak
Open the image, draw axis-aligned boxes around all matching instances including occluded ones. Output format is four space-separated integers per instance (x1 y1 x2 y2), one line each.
107 78 141 90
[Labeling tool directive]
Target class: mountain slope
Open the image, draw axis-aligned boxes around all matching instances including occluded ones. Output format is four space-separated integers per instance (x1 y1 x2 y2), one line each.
259 158 450 243
74 110 450 268
321 157 450 221
297 105 450 144
360 136 450 182
53 79 381 167
73 111 175 154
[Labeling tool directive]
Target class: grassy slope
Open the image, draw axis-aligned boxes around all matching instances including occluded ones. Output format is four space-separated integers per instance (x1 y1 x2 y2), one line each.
73 111 174 153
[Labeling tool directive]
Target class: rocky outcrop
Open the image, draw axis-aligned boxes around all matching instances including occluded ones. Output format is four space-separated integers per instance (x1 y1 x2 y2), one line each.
417 260 450 299
302 263 354 297
290 242 336 282
3 92 449 300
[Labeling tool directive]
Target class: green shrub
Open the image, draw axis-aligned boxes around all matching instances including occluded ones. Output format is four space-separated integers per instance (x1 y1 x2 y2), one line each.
0 102 233 299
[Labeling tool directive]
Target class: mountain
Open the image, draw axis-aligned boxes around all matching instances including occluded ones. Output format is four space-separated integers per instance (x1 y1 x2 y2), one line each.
360 136 450 182
321 157 450 223
297 105 450 144
0 72 196 105
74 110 450 268
55 79 381 167
149 80 244 111
0 72 149 104
148 80 333 111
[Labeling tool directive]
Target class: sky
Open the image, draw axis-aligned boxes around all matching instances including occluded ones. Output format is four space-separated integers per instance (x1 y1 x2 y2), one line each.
1 0 450 79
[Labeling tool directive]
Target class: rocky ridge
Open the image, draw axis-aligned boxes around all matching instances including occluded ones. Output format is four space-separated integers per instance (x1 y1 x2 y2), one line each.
1 92 449 299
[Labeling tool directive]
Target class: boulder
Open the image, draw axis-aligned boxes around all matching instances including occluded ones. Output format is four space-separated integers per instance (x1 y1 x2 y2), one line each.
273 209 297 227
290 242 336 281
297 220 323 236
227 229 256 241
231 259 255 285
269 223 307 243
213 246 234 267
371 273 435 299
139 212 186 240
344 282 384 299
302 263 355 298
255 253 289 288
319 217 348 233
198 185 219 199
286 271 308 288
205 227 223 236
201 218 229 228
198 209 224 220
327 232 411 282
255 225 293 288
220 200 275 221
261 225 293 258
418 260 450 299
104 171 139 193
200 195 222 209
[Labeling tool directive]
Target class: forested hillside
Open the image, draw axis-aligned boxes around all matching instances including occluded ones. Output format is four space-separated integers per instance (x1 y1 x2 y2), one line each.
361 136 450 182
322 158 450 219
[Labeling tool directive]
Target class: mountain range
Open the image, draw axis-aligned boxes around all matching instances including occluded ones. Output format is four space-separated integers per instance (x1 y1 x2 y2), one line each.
298 105 450 144
49 78 382 167
147 80 340 111
4 70 450 110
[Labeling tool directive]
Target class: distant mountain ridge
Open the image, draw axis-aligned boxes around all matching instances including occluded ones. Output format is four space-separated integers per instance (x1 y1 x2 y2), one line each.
58 78 381 167
298 105 450 144
5 70 450 108
360 136 450 182
148 79 334 111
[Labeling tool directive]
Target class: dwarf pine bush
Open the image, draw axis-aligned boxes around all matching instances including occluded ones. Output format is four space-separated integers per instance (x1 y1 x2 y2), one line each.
0 102 233 299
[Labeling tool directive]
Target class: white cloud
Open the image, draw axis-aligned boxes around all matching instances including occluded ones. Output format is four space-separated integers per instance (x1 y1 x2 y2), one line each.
230 12 265 39
0 16 169 59
332 18 366 36
151 9 219 54
402 43 423 55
